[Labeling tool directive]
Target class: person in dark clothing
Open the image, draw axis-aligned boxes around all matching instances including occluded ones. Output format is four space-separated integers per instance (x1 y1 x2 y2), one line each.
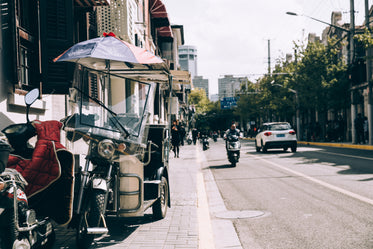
224 123 240 139
354 113 365 144
171 120 180 157
179 125 186 146
192 128 198 145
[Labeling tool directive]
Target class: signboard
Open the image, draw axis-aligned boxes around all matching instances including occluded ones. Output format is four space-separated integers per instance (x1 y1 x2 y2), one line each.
220 97 238 110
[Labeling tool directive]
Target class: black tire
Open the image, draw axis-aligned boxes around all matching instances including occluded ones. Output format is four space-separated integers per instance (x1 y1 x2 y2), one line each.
231 161 236 167
255 141 260 152
261 141 267 153
283 147 288 152
76 189 106 249
0 207 18 249
291 146 297 152
152 176 169 220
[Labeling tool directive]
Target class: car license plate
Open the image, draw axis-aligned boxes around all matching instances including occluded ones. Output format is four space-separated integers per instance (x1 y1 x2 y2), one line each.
276 134 285 137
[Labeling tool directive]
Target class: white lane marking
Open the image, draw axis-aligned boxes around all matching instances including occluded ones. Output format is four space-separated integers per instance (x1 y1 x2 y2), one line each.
196 147 216 249
251 154 373 206
315 150 373 161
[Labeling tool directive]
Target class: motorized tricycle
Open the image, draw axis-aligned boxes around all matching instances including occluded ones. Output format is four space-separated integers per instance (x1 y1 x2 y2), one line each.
61 67 171 248
0 89 75 249
53 34 174 248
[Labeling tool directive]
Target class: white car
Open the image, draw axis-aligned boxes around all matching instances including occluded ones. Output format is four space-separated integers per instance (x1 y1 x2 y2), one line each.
255 122 297 153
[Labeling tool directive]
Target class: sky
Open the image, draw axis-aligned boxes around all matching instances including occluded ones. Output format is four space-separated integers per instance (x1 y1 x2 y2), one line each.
162 0 369 96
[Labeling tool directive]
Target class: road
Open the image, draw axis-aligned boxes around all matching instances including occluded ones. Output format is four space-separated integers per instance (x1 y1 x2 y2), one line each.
203 138 373 249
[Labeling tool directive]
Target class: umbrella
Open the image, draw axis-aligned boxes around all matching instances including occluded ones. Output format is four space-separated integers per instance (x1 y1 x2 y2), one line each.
54 32 170 83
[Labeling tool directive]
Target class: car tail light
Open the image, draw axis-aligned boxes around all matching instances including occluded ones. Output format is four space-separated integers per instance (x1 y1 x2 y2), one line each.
264 132 272 136
289 130 296 135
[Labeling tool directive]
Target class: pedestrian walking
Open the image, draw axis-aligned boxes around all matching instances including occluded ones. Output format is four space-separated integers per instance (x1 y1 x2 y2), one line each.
180 125 186 146
192 128 198 145
171 120 180 157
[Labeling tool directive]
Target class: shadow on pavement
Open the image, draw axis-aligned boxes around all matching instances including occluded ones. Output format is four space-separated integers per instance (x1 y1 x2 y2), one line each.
54 214 156 248
209 164 234 169
244 143 373 177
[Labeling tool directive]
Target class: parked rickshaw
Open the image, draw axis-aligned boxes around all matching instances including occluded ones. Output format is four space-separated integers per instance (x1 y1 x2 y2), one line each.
55 33 175 248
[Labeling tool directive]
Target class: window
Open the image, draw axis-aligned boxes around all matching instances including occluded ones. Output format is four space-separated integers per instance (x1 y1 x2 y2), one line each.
19 0 38 34
19 46 31 86
16 0 39 89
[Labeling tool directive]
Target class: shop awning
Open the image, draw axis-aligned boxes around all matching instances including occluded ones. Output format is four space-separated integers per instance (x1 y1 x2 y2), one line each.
171 70 191 84
149 0 170 27
157 26 173 41
75 0 110 7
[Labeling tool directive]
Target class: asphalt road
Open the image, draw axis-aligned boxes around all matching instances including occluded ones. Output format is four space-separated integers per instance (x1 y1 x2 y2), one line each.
204 139 373 249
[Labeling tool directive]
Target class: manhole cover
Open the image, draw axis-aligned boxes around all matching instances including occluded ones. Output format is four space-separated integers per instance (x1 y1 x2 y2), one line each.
215 210 265 219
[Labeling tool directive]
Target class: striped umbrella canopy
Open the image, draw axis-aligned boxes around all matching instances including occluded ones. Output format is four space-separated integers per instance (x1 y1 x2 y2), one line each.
54 33 169 81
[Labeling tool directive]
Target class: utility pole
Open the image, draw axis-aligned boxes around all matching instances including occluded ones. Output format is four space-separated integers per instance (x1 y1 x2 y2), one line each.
366 0 373 145
268 39 271 74
350 0 356 143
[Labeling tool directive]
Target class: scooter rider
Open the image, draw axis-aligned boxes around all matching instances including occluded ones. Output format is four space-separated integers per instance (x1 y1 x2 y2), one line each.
224 124 241 157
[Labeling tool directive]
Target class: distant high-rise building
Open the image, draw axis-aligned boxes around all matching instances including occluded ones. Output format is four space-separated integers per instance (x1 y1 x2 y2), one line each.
178 45 198 79
193 76 209 97
218 75 247 99
210 94 219 102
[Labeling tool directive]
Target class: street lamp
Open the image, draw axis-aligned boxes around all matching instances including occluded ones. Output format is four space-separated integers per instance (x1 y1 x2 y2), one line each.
286 12 350 33
286 11 353 64
271 81 300 139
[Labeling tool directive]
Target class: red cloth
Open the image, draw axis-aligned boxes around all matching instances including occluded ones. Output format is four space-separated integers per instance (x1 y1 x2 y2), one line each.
7 120 64 197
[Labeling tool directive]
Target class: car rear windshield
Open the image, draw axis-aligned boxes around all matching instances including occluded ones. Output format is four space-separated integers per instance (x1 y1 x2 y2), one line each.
268 124 291 130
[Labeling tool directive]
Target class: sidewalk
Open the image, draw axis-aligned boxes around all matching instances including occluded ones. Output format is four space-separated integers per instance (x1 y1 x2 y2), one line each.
297 140 373 150
52 143 217 249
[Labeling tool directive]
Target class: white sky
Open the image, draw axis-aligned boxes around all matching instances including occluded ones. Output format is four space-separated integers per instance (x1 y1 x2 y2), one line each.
162 0 368 96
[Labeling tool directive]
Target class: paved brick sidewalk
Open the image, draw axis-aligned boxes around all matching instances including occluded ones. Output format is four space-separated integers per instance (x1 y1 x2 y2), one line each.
52 144 204 249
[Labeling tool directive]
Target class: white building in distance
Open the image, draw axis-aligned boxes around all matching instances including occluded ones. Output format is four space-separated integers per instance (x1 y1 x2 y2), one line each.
193 76 209 97
218 75 247 99
178 45 198 79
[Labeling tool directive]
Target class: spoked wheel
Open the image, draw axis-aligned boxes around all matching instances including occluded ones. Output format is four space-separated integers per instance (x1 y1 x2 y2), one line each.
76 189 106 249
152 176 169 220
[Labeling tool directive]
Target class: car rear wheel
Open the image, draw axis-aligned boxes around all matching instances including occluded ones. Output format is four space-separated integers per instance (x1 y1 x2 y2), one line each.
255 141 260 152
291 145 297 152
283 147 288 151
261 140 267 153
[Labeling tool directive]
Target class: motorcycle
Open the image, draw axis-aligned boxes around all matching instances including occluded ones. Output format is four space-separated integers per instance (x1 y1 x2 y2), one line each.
212 133 218 142
186 132 193 145
0 88 75 249
201 135 209 151
62 72 171 248
225 134 241 167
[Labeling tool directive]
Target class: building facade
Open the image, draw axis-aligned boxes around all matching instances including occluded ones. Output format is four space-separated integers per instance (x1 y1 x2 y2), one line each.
178 45 197 79
192 76 209 97
218 75 246 99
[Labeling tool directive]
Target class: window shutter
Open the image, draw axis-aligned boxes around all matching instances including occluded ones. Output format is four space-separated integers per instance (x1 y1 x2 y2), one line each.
40 0 74 94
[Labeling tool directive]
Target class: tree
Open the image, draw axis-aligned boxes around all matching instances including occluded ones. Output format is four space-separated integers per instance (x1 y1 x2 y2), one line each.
188 88 211 114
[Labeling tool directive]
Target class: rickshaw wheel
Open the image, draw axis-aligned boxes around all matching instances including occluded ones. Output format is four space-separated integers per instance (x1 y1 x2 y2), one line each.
0 207 18 249
76 189 105 249
152 176 169 220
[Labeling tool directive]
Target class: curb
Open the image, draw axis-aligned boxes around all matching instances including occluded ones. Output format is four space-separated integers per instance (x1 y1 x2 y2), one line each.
297 141 373 150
